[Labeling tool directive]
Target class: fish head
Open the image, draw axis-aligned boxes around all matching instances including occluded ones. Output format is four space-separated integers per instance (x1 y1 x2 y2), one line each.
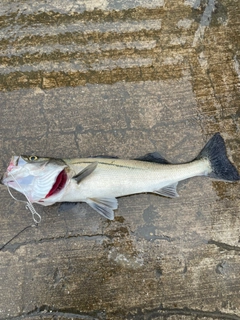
2 155 68 203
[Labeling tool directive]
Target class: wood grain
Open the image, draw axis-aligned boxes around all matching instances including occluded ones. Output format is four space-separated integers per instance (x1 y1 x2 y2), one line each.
0 0 240 319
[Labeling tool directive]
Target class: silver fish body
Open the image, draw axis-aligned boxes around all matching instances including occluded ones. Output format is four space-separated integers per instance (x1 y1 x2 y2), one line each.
2 133 239 220
61 157 210 201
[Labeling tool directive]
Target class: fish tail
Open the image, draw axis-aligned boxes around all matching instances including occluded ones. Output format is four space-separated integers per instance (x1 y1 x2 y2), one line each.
196 133 239 181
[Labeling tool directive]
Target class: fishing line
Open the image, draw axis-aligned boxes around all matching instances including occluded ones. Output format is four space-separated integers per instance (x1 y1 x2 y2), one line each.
6 172 42 224
1 173 42 251
0 225 35 251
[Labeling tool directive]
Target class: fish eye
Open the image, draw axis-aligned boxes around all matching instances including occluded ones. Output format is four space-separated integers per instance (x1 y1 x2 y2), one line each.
28 156 38 161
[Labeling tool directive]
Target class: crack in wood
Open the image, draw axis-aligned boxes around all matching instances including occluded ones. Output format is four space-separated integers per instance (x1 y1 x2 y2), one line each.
0 234 110 253
0 310 103 320
208 239 240 252
126 306 240 319
4 305 240 320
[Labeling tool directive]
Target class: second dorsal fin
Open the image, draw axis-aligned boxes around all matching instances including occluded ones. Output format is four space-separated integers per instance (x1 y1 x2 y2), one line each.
135 152 170 164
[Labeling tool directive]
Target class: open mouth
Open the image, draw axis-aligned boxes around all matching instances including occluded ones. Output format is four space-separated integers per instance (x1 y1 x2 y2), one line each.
45 169 67 198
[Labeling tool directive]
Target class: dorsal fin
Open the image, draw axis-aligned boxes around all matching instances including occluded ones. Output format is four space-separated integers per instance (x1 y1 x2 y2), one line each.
90 155 119 159
89 153 169 164
134 152 170 164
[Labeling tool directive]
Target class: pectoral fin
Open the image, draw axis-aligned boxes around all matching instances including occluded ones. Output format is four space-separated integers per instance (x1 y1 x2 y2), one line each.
86 197 118 220
154 182 179 198
73 162 98 184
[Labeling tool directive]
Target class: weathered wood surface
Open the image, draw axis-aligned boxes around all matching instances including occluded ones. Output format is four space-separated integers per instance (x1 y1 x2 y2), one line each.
0 0 240 319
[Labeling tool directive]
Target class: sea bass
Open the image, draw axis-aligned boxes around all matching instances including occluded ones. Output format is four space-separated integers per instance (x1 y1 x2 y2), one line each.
1 133 239 220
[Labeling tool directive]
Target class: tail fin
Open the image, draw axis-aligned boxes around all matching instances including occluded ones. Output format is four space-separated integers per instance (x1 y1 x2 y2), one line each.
196 133 239 181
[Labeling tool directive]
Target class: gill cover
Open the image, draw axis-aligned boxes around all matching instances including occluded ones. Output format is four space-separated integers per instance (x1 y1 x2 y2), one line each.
3 156 67 202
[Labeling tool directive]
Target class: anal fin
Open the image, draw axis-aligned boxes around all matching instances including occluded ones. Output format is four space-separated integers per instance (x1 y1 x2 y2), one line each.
86 197 118 220
153 182 179 198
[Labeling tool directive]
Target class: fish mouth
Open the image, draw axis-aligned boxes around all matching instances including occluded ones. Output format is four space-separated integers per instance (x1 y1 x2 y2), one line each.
45 169 67 198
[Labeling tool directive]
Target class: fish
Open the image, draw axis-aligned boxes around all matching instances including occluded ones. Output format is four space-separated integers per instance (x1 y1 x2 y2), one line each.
1 133 239 220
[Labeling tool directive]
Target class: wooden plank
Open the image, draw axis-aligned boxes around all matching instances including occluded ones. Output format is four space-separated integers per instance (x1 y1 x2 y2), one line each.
0 0 239 319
